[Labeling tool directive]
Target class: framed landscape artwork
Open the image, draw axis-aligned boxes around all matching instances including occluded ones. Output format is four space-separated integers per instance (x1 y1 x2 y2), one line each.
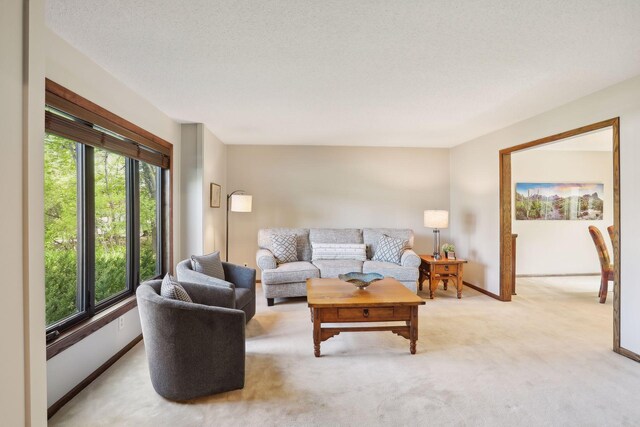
515 183 604 220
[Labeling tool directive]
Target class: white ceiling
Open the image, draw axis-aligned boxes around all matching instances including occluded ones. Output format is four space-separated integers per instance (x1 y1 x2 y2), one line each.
45 1 640 147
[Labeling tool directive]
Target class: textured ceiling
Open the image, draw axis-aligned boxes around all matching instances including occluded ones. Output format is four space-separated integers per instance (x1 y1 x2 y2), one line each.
46 1 640 147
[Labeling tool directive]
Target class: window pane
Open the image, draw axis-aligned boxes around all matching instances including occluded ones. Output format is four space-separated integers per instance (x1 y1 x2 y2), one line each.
139 162 160 281
94 148 127 302
44 133 79 326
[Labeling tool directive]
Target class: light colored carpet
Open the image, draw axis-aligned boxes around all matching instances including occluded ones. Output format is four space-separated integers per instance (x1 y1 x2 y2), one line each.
50 277 640 427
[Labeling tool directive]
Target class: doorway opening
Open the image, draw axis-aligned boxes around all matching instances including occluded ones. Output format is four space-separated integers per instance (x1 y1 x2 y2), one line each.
499 118 621 351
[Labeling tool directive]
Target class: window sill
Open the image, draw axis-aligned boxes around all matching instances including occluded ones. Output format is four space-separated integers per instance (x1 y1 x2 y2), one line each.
46 296 138 360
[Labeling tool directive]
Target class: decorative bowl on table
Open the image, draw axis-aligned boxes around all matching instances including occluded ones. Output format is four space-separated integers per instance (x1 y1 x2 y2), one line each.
338 272 384 289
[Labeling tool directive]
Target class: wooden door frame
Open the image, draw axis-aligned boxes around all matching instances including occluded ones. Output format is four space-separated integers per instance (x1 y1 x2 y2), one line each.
499 118 622 352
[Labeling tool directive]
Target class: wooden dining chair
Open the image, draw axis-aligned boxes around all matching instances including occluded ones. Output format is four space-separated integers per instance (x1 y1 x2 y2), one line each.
588 226 614 304
607 225 615 252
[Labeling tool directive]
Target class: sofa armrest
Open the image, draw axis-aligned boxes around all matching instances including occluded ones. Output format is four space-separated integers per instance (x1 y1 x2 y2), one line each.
176 260 235 290
223 262 256 294
401 249 421 268
256 249 277 270
180 281 235 309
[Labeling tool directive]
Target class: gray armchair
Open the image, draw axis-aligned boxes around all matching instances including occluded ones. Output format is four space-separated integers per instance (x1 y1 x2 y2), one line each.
137 280 245 400
176 259 256 322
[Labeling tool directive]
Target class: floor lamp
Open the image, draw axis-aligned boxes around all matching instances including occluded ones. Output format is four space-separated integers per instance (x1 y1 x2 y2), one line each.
226 190 252 262
424 210 449 260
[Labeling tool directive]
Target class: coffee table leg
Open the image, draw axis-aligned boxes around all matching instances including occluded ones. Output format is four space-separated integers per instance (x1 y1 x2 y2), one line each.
409 306 418 354
313 308 321 357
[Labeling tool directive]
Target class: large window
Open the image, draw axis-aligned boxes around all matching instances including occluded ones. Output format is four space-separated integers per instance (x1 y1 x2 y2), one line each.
44 105 166 334
44 134 79 326
139 161 161 281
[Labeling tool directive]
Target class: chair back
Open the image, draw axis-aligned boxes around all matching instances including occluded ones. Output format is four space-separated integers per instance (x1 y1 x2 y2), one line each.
588 226 611 271
607 225 615 248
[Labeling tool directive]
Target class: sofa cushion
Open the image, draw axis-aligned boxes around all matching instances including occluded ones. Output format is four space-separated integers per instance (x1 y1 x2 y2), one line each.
309 228 363 244
161 274 193 302
261 261 319 285
363 228 414 259
311 243 367 261
258 228 311 261
312 259 364 278
271 234 298 264
363 261 419 282
190 251 225 280
372 234 408 264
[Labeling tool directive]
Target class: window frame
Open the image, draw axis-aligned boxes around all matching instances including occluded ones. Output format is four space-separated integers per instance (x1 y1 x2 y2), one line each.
44 79 172 339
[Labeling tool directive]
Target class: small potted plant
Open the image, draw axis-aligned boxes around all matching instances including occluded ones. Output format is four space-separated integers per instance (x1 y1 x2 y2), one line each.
441 243 456 259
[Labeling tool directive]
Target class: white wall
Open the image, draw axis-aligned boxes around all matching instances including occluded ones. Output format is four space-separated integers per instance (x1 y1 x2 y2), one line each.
450 74 640 355
511 150 613 275
1 2 27 424
180 123 227 261
202 126 228 255
227 145 451 274
0 0 48 425
46 308 141 407
44 29 183 407
26 1 49 423
180 124 203 258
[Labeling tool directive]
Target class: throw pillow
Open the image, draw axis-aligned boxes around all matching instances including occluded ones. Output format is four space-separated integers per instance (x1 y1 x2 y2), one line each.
191 251 225 280
372 234 408 264
161 274 193 303
311 243 367 261
271 234 298 264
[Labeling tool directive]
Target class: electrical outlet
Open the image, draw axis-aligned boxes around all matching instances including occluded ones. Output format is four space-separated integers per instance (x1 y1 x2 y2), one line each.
244 262 248 267
118 316 124 330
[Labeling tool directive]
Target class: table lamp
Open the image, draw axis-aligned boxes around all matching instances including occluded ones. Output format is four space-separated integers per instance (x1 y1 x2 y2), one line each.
424 210 449 260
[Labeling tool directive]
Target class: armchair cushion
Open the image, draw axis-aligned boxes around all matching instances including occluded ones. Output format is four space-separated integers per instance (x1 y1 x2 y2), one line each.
235 288 254 311
191 251 225 280
161 274 192 302
176 259 256 322
372 234 408 264
180 280 235 309
271 233 298 264
176 259 234 290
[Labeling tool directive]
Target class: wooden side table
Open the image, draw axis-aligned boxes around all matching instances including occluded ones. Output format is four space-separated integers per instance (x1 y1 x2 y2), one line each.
418 255 467 299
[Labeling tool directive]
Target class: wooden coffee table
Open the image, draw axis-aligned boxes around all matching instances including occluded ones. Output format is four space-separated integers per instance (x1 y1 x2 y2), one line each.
306 277 425 357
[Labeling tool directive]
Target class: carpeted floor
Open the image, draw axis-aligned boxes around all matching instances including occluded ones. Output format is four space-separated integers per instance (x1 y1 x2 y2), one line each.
49 277 640 426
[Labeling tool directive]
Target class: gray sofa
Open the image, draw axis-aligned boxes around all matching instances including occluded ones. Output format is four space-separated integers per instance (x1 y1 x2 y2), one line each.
256 228 421 306
137 280 245 400
176 259 256 322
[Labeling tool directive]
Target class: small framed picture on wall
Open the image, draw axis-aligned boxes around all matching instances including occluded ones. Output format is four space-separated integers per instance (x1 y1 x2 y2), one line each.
210 183 221 208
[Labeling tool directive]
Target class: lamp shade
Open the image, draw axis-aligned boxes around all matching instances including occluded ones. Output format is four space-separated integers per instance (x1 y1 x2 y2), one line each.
230 194 252 212
424 210 448 229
